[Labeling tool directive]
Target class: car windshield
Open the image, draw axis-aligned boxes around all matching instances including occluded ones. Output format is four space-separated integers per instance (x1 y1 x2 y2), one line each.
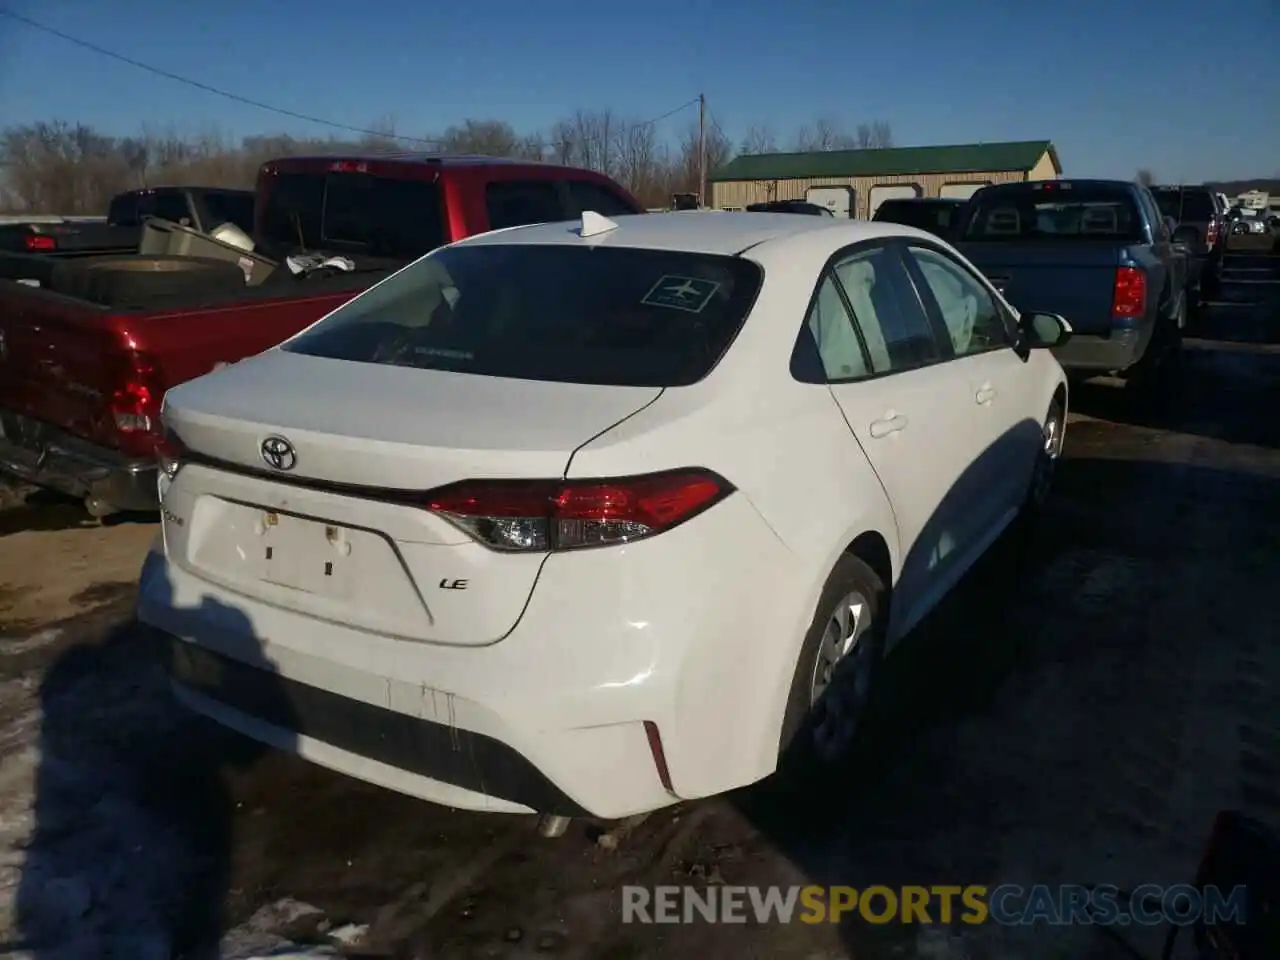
1151 189 1215 222
874 202 958 235
960 184 1145 241
281 243 763 387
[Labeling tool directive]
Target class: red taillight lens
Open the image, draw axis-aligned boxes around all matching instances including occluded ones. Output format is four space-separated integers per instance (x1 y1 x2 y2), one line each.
1111 266 1146 317
110 354 165 436
426 469 733 552
24 234 55 251
1207 220 1219 247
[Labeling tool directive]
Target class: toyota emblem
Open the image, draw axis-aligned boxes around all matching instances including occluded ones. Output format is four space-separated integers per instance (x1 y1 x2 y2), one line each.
260 435 297 471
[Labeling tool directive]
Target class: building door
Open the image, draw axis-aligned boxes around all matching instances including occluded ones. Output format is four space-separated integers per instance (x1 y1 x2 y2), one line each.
805 186 855 218
939 182 990 200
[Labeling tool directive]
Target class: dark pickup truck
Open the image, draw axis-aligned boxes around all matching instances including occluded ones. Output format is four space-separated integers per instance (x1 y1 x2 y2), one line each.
0 155 644 516
954 179 1188 384
0 186 257 271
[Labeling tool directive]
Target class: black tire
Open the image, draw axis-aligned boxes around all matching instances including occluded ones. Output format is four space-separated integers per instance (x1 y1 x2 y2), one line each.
1123 303 1182 402
1024 398 1065 517
778 554 887 777
51 255 245 306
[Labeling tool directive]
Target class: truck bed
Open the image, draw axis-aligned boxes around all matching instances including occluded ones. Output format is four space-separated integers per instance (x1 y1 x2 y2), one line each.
0 263 395 461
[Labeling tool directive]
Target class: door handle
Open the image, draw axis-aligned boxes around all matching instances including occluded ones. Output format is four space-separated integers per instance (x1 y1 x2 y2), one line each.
975 383 997 404
869 414 907 438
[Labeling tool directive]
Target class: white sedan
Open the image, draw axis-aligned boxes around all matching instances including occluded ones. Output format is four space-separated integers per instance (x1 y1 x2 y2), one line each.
138 211 1070 826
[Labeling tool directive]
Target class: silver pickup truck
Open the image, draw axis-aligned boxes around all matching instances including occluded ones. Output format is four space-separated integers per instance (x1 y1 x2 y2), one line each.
954 179 1189 389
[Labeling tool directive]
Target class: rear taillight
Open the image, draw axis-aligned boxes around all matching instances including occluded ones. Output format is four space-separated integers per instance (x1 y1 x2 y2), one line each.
1111 267 1147 318
24 234 55 252
110 354 166 436
1207 220 1219 247
426 469 733 552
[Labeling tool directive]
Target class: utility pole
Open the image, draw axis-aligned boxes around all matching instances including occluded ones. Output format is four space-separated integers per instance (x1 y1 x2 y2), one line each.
697 93 706 208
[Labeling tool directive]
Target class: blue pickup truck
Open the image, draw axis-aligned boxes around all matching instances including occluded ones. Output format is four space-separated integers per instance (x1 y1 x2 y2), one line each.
954 179 1188 388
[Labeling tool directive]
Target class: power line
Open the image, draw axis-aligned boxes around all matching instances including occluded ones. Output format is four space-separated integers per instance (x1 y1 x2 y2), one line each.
0 8 700 147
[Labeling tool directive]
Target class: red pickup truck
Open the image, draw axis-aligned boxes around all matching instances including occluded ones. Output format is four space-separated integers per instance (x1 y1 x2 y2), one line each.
0 155 644 516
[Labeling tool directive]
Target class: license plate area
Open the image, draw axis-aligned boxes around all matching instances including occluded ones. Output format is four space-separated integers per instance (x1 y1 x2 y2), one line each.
254 509 356 597
190 500 369 600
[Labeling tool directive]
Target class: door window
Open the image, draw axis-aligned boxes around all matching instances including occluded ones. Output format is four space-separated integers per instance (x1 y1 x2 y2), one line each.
832 247 941 374
566 181 638 218
905 246 1010 358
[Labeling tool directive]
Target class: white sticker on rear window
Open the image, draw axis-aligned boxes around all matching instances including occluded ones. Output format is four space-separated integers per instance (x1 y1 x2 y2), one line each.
641 275 721 313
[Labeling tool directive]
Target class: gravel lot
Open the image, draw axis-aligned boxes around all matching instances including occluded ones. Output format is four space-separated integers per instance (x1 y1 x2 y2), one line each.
0 251 1277 959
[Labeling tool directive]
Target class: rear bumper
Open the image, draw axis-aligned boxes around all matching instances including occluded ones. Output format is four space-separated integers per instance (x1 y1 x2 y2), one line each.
1052 326 1150 374
136 491 808 820
0 412 158 512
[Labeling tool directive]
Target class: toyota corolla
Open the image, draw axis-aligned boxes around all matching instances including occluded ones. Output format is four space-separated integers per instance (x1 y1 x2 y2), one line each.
137 211 1071 827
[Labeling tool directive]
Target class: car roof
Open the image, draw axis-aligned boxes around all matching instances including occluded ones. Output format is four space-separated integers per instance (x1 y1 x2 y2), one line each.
453 211 921 256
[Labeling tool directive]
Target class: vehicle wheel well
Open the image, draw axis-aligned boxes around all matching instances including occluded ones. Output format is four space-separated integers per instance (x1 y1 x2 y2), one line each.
844 532 892 596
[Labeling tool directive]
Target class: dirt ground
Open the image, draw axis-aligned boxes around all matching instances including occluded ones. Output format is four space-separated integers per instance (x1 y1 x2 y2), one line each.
0 252 1277 960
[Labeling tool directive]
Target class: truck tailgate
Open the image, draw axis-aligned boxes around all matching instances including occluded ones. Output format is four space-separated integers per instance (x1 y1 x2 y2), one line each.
957 242 1123 335
0 283 131 450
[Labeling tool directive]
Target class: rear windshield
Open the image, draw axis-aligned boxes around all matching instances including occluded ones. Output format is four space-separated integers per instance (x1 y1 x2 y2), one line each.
202 191 255 234
960 183 1145 241
258 170 446 261
1150 189 1215 222
281 244 762 387
874 201 958 235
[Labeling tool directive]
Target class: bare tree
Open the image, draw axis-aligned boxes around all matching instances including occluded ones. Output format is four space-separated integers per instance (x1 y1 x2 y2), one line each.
794 117 858 152
855 121 893 148
0 112 895 216
436 119 521 157
1135 169 1155 186
740 124 778 155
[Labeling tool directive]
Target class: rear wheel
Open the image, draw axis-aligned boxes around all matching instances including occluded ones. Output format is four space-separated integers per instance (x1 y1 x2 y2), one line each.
779 555 886 775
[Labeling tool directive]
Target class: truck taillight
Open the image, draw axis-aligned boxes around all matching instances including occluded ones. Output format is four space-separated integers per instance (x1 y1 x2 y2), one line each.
1206 220 1219 248
111 354 166 436
1111 267 1146 318
425 469 733 552
24 235 55 252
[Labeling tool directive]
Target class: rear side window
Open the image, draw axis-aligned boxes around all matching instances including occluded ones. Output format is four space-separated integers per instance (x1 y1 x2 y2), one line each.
566 181 639 218
153 192 191 224
281 244 763 387
961 183 1145 241
107 194 139 226
259 171 446 260
486 181 565 230
203 191 255 233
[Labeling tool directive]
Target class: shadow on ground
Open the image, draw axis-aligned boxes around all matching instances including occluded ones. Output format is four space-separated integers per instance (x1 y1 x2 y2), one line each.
10 558 295 959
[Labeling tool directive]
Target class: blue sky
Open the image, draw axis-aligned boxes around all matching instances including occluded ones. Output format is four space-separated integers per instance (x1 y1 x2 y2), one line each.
1 0 1277 182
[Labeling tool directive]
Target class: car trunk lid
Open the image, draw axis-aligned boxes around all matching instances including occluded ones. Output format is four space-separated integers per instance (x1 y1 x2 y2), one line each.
159 348 663 646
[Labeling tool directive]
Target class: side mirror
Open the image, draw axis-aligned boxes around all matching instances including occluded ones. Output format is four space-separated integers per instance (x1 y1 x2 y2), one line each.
1019 311 1072 349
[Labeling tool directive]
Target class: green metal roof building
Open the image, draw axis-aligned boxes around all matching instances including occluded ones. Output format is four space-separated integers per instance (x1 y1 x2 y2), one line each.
709 140 1061 218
